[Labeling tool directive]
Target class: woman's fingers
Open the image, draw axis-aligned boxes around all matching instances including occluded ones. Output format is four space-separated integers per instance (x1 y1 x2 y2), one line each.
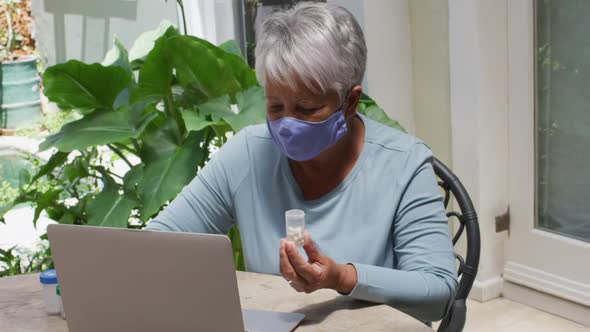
279 238 340 294
302 231 322 262
289 280 308 293
284 240 324 284
279 239 307 287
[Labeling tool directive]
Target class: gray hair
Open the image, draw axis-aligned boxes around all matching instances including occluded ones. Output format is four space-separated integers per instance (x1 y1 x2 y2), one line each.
254 2 367 102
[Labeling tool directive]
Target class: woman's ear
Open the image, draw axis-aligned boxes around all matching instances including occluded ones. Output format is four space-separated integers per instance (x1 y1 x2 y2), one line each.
344 85 363 118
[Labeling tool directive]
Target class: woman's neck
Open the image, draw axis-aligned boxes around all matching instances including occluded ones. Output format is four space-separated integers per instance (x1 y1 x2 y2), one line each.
289 116 365 200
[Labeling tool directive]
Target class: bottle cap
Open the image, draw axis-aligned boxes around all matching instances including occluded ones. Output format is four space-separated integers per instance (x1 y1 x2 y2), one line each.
40 269 58 285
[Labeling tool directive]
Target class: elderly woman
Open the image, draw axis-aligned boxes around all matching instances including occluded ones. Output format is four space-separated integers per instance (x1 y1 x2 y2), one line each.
146 2 457 323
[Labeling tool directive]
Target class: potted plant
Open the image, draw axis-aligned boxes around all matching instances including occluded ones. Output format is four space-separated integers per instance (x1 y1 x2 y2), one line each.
0 0 41 135
0 19 402 276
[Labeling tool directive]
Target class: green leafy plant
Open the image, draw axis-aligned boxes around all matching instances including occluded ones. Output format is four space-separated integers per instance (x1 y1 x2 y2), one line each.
0 246 25 277
0 151 54 209
0 240 52 277
0 21 402 276
15 110 75 139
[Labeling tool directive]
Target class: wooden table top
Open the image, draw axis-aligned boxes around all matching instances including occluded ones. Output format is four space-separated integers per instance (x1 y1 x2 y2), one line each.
0 271 431 332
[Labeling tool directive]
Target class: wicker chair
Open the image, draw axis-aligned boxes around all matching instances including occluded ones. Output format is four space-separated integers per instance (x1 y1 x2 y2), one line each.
433 158 481 332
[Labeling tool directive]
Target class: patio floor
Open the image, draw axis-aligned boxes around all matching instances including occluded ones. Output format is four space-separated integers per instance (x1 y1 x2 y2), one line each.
434 297 589 332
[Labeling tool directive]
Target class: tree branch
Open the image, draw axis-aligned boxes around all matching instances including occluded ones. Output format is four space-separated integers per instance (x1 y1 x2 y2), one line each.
113 143 138 156
107 144 133 168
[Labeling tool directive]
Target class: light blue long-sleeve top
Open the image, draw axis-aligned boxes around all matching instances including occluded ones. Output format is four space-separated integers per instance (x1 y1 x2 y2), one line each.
146 114 457 322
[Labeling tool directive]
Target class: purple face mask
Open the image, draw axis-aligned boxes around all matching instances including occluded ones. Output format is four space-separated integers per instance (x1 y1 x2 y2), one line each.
266 110 348 161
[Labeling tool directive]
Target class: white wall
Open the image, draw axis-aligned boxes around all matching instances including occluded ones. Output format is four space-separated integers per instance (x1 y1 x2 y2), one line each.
363 0 415 134
409 0 452 166
342 0 452 164
31 0 178 66
182 0 239 46
449 0 509 301
478 0 509 288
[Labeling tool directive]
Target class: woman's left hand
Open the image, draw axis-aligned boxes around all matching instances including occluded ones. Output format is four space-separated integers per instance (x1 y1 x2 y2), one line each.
279 232 357 294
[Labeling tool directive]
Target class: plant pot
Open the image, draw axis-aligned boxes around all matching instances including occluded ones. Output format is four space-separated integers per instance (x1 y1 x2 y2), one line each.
0 128 17 136
0 55 42 129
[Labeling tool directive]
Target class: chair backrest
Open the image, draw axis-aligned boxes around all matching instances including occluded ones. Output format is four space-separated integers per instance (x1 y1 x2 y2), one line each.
432 158 481 332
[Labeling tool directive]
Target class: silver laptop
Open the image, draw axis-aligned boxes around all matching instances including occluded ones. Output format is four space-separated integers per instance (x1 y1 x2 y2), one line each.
47 224 304 332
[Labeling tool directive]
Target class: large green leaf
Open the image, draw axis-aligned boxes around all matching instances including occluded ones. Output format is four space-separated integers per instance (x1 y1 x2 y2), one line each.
124 102 158 135
30 152 69 183
219 40 243 57
62 154 91 182
102 37 134 109
359 92 375 103
42 60 130 111
224 52 258 90
123 164 144 198
167 35 254 99
129 20 176 64
182 111 224 132
32 189 62 227
139 116 181 164
130 28 178 104
185 87 265 133
218 40 258 89
360 104 406 132
173 84 208 108
102 37 132 75
39 109 136 152
198 94 234 121
137 132 204 219
86 171 137 228
224 86 266 132
182 104 232 136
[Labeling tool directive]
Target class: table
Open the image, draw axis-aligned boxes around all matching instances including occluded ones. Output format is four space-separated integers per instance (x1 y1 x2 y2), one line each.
0 271 432 332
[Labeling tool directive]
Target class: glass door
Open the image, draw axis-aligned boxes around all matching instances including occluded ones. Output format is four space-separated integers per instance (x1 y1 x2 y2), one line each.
534 0 590 243
505 0 590 314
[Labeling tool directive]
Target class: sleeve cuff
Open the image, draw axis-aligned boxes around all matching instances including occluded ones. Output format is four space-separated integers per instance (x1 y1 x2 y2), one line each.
338 262 369 298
